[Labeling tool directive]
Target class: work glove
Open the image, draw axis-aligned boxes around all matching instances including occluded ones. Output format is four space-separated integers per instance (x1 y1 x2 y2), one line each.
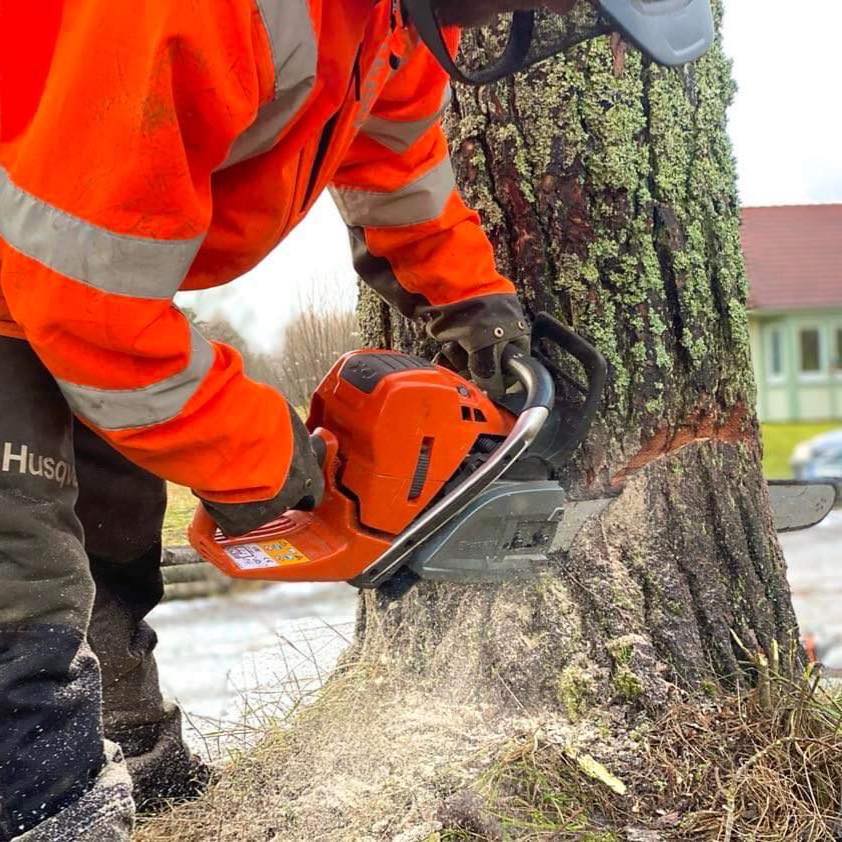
426 293 531 400
201 410 325 537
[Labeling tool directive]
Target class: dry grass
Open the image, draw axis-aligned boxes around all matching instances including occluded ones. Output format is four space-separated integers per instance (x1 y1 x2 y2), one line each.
467 651 842 841
465 736 626 840
630 658 842 840
137 640 842 842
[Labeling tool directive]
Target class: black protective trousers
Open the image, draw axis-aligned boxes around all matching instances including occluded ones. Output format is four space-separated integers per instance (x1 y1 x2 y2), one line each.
0 336 194 839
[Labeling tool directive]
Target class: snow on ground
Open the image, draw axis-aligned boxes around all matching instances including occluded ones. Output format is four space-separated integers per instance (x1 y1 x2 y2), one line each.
149 512 842 757
149 582 357 757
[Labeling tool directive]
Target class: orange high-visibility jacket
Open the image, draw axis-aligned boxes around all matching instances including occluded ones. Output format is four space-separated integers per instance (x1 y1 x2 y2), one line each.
0 1 514 506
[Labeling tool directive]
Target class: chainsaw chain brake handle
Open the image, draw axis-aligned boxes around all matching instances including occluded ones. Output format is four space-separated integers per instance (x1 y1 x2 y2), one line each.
522 312 608 466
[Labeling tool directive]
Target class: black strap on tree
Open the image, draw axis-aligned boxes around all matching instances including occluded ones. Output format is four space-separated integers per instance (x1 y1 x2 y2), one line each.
401 0 536 86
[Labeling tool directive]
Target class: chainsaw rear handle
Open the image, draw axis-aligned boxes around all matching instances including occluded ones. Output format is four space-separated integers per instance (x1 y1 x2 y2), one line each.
529 312 608 461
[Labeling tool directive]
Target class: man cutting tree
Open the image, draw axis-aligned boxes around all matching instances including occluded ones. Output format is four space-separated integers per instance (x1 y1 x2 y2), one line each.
0 1 711 839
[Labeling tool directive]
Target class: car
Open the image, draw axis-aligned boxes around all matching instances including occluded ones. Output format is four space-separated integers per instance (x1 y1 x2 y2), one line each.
791 429 842 496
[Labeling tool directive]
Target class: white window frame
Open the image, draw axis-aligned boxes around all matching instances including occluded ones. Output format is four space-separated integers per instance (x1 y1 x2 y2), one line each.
765 325 786 384
796 323 827 382
833 323 842 379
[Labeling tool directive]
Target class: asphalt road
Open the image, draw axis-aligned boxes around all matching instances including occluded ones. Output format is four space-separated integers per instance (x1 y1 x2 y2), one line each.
782 509 842 669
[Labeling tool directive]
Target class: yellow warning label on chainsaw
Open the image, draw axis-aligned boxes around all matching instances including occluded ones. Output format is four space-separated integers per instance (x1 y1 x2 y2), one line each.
225 540 310 571
260 540 310 565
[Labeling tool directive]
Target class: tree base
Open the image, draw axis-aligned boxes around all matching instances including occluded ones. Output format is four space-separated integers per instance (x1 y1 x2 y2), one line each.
356 441 799 711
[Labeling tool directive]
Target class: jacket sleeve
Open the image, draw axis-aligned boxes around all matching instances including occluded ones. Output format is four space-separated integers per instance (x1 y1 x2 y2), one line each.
0 0 295 506
330 32 518 325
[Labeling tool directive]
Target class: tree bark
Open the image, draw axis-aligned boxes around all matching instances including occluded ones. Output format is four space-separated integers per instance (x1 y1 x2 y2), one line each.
355 3 799 709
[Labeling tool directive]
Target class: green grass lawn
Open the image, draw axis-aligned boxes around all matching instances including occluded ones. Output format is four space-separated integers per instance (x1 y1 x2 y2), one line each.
163 483 196 546
761 422 841 479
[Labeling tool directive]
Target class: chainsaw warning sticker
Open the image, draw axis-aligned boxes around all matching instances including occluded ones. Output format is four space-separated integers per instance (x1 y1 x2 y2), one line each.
225 540 310 571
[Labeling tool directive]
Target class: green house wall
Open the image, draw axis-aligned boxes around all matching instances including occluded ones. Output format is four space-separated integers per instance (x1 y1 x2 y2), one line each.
751 310 842 422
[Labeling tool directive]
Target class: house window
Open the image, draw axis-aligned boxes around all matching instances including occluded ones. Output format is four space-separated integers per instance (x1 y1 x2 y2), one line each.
766 327 784 380
798 327 823 375
767 328 784 380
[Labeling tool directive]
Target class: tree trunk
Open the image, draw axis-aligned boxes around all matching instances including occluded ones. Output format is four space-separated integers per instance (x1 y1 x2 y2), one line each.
355 2 799 709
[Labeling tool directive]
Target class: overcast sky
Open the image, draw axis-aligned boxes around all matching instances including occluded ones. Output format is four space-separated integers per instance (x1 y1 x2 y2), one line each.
180 0 842 349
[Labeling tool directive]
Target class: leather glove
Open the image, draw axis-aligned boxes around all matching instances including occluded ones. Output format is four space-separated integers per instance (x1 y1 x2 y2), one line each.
201 409 325 537
425 293 531 399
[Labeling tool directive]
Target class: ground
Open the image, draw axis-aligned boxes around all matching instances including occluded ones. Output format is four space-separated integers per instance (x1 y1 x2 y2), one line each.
782 510 842 672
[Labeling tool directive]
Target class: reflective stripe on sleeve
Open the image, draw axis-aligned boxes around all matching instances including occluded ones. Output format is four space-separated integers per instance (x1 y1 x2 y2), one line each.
224 0 318 167
57 324 215 430
0 167 203 299
330 156 456 229
361 86 452 154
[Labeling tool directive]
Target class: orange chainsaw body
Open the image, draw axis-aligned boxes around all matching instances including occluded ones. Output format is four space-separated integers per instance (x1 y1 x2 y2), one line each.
189 350 514 583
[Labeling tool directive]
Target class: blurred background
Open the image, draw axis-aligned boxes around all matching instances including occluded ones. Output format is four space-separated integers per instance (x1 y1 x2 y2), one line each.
154 0 842 755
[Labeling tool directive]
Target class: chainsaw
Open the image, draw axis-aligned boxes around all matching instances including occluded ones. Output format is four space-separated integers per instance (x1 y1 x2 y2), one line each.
189 313 838 589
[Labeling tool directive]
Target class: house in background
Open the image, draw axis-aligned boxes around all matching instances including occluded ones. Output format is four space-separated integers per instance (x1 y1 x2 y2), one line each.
743 204 842 422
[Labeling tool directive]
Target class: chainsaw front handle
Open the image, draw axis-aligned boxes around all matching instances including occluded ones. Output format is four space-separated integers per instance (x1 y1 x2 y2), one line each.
502 344 555 413
529 312 608 463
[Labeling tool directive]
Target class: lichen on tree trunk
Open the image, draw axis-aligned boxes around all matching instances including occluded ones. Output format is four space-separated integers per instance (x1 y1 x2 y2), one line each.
355 1 800 706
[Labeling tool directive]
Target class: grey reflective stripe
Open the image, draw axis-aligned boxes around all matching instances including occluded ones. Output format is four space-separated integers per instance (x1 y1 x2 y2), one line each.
0 167 202 299
331 157 456 229
57 324 215 431
224 0 317 167
361 86 452 154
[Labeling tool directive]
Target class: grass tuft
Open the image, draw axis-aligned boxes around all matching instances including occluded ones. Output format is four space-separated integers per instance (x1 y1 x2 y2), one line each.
468 733 624 839
440 655 842 840
631 656 842 840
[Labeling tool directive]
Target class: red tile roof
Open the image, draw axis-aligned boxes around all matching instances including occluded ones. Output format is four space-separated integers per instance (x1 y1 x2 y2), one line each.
742 204 842 312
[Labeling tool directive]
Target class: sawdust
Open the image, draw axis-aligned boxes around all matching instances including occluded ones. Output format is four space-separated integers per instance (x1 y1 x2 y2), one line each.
136 664 524 841
136 654 640 842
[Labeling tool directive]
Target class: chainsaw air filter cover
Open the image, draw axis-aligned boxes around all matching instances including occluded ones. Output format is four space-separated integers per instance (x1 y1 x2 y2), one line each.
308 350 513 536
